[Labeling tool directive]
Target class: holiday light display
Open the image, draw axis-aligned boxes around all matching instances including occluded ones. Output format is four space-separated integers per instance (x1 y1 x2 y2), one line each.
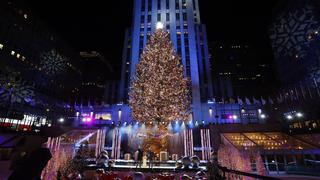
0 71 34 104
223 132 314 150
40 49 67 76
129 29 190 124
270 3 319 59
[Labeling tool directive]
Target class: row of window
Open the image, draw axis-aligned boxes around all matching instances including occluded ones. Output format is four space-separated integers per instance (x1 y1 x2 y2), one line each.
141 12 188 25
140 23 188 32
141 0 187 11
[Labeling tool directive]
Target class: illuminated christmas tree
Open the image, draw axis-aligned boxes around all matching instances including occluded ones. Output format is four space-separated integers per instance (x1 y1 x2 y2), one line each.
129 27 190 124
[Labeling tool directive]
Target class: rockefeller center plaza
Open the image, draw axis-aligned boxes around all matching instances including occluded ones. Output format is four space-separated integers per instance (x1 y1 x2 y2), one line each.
1 0 320 180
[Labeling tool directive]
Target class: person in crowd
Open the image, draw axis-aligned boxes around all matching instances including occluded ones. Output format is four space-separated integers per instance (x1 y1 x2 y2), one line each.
147 147 155 169
136 147 143 168
8 147 52 180
96 150 109 170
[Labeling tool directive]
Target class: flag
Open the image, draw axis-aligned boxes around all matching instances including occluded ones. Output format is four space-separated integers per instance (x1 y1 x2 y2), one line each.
253 97 261 104
268 97 274 104
307 85 313 98
88 97 92 108
314 78 320 97
289 89 295 101
229 97 235 103
245 97 251 105
294 86 300 100
283 90 289 100
212 98 216 103
277 94 283 104
237 96 243 105
261 97 266 105
300 82 306 99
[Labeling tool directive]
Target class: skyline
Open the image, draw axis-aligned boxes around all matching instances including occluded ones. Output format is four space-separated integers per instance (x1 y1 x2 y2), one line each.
26 0 278 78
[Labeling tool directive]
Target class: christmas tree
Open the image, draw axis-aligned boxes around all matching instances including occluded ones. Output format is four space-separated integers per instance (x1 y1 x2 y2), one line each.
129 28 190 124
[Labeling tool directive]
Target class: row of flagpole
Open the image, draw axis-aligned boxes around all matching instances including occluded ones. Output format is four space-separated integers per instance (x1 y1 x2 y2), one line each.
70 79 320 108
209 79 320 106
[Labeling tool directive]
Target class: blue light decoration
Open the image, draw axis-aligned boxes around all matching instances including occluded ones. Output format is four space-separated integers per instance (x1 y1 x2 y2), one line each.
270 2 319 59
188 120 194 129
270 1 320 85
173 120 181 132
133 122 139 130
0 71 35 105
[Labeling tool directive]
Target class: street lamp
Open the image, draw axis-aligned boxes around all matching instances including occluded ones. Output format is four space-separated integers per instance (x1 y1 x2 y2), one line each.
58 118 64 123
296 112 303 118
260 114 266 119
286 115 293 120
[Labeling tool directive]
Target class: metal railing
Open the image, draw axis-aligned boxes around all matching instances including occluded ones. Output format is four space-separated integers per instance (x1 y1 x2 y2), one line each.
217 165 281 180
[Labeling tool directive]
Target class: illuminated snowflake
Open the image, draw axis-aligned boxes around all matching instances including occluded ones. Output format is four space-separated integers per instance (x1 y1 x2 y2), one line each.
270 3 320 59
40 49 67 75
0 72 35 104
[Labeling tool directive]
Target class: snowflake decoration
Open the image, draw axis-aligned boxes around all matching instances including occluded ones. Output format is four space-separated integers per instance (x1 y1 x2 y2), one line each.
40 49 67 76
270 3 320 59
0 72 35 104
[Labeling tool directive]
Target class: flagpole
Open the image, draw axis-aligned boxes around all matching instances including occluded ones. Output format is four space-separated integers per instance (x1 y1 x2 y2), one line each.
299 82 306 100
314 78 320 98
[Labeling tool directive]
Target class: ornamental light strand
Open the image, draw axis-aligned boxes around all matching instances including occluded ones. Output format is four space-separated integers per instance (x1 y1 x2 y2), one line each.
129 29 190 124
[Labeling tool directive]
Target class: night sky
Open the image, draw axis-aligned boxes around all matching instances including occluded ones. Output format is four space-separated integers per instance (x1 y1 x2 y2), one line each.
26 0 279 78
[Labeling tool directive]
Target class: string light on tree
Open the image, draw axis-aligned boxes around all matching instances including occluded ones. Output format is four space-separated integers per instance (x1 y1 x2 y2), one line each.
129 28 191 124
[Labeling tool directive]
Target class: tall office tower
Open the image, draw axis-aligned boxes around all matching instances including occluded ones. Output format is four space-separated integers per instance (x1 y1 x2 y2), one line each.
119 0 213 121
209 42 275 98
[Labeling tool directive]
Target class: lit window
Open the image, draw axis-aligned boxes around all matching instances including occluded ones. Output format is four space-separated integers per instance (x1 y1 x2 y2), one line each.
16 53 20 58
24 14 28 19
11 51 15 55
0 43 3 49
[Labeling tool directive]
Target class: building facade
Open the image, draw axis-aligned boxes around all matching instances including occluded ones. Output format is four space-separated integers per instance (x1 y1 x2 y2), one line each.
209 42 275 98
0 0 82 130
79 51 119 105
119 0 213 122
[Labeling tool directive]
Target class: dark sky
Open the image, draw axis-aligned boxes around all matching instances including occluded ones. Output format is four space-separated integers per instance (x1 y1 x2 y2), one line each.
26 0 279 78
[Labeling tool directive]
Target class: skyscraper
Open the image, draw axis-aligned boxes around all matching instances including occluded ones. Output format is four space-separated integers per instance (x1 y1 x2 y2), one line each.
209 42 275 98
119 0 213 121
